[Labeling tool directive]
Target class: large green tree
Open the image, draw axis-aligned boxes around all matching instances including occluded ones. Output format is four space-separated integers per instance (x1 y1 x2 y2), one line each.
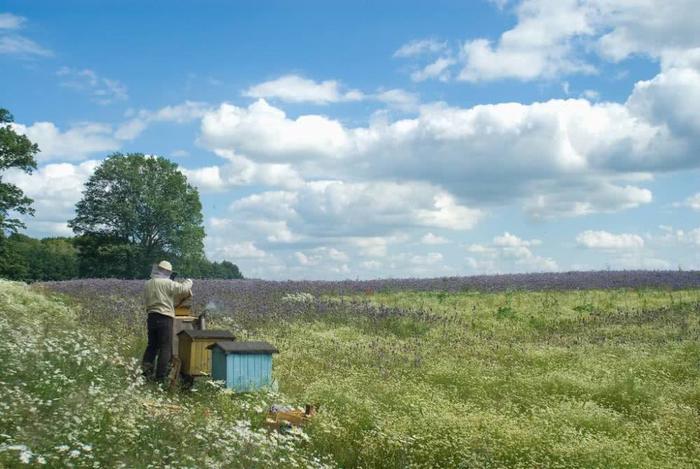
0 108 38 236
69 153 206 278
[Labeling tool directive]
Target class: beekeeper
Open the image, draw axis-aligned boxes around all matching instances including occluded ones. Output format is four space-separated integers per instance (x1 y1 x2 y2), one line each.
142 260 193 382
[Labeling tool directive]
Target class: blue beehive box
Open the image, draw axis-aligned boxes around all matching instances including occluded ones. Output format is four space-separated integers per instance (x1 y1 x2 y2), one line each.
208 341 279 391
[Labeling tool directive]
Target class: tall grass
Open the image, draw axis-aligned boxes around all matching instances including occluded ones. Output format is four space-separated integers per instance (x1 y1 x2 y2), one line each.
264 290 700 468
6 280 700 467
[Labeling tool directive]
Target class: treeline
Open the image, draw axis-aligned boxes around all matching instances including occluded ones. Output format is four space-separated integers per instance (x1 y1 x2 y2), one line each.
0 233 243 282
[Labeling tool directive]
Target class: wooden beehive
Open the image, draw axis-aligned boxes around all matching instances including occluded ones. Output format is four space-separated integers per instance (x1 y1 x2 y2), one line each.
208 341 279 391
174 292 194 317
177 330 235 376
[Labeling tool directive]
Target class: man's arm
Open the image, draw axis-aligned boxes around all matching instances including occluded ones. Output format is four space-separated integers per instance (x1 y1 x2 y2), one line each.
170 278 193 296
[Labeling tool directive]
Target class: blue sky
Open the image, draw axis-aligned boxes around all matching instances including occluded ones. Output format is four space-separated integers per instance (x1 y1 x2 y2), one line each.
2 0 699 279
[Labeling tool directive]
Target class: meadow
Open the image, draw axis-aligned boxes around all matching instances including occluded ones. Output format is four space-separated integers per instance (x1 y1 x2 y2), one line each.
2 272 700 468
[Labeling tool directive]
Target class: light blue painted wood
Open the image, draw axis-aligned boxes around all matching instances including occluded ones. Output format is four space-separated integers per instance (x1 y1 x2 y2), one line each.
263 355 272 383
249 355 256 387
257 355 264 387
233 354 242 389
219 352 275 392
254 355 261 385
226 352 234 389
244 355 253 390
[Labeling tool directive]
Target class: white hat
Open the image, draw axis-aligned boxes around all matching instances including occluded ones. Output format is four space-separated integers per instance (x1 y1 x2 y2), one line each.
157 260 173 272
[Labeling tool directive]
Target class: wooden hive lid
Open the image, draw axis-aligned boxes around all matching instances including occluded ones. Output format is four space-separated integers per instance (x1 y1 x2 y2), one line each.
177 329 235 340
208 340 279 354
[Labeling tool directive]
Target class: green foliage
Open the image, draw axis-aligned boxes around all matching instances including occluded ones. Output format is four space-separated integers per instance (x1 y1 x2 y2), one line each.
0 233 243 281
496 305 516 319
214 260 243 279
178 256 244 279
0 108 39 236
0 232 243 281
496 289 517 319
72 233 139 278
435 291 448 303
573 302 596 313
69 153 205 278
0 234 77 281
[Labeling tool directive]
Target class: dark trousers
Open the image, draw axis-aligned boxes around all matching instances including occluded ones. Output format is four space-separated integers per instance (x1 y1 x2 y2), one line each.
142 312 173 381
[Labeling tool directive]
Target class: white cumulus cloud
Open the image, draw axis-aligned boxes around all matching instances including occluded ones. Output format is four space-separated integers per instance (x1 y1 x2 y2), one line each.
465 232 557 272
183 155 303 192
244 74 422 112
226 180 482 240
394 38 447 58
189 47 700 236
244 75 364 104
576 230 645 249
410 252 443 265
200 100 350 162
656 226 700 247
116 101 210 140
209 240 267 259
374 89 420 111
197 86 691 219
10 122 120 162
682 193 700 211
4 160 99 236
411 57 455 82
459 0 596 82
457 0 700 82
295 247 349 266
493 232 541 247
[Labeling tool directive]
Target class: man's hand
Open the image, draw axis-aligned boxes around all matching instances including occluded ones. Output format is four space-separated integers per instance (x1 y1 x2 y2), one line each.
172 278 193 295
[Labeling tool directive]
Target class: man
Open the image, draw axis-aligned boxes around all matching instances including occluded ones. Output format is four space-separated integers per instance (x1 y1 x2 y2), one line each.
142 260 193 382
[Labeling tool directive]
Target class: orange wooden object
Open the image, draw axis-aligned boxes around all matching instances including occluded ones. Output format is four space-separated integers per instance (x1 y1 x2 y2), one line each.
265 405 318 431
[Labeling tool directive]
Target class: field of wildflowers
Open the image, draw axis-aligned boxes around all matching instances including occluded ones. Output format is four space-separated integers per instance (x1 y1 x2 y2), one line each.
2 271 700 467
0 281 331 468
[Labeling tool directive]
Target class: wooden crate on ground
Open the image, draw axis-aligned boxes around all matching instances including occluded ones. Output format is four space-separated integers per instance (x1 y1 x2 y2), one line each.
265 404 318 431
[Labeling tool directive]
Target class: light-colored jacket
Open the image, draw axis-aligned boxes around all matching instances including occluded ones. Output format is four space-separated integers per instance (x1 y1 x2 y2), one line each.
144 277 193 317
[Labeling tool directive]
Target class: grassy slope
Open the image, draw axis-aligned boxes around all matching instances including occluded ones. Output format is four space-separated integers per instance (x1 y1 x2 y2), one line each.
2 282 700 468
